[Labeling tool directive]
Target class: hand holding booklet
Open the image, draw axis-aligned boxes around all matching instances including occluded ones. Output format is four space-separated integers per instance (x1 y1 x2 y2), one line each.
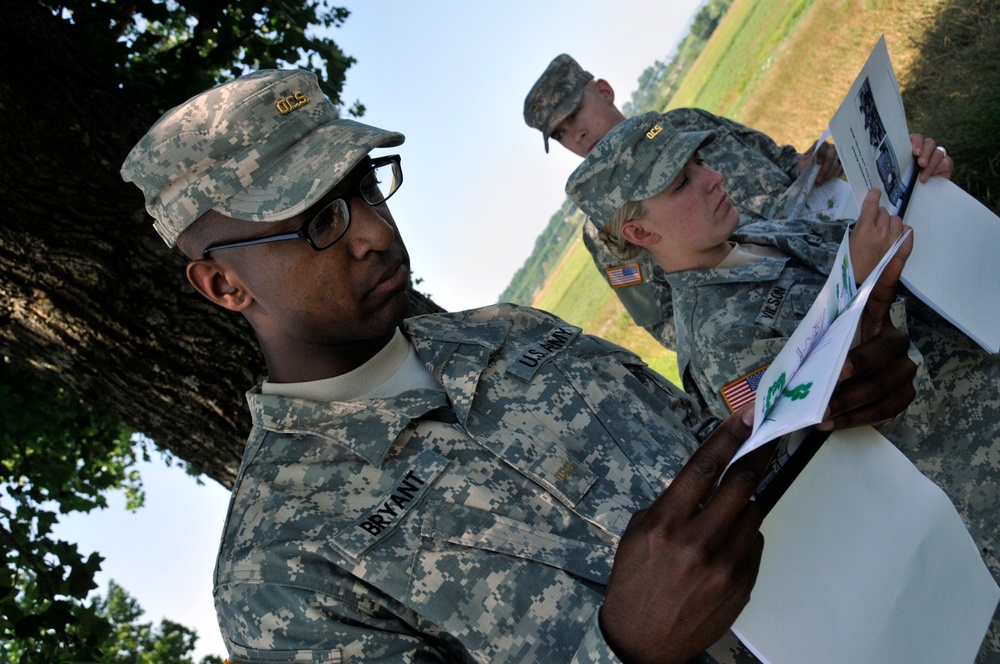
723 35 1000 663
724 226 911 471
828 35 1000 352
726 244 1000 662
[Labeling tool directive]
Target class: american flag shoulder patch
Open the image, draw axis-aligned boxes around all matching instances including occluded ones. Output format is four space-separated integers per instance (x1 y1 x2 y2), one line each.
720 365 769 413
605 263 642 288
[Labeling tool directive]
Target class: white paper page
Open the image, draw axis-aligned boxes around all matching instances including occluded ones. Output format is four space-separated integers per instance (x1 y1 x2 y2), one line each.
733 427 999 664
731 230 911 467
828 36 997 352
829 35 914 215
902 177 1000 353
804 175 858 220
771 128 859 222
748 234 852 439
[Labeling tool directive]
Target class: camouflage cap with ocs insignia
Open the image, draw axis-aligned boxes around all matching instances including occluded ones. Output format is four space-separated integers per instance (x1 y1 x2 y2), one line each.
523 54 594 153
565 111 715 228
121 69 405 247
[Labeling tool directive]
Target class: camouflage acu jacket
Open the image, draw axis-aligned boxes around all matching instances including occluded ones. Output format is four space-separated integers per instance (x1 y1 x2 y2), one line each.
578 108 803 349
214 304 769 663
667 217 849 416
664 219 1000 630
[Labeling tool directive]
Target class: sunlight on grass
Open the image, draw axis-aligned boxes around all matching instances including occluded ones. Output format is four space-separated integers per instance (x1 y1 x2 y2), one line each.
669 0 816 117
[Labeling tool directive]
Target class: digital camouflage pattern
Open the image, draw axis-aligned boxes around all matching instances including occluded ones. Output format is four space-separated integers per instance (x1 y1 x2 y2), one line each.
214 304 766 663
580 220 676 346
666 217 877 415
571 108 803 350
523 54 594 153
661 219 1000 662
121 69 404 247
566 112 714 228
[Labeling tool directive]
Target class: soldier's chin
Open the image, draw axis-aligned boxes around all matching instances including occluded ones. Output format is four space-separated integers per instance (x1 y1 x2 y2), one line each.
385 288 412 328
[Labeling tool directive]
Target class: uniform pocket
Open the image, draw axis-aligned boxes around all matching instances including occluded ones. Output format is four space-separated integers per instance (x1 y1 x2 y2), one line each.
419 502 614 586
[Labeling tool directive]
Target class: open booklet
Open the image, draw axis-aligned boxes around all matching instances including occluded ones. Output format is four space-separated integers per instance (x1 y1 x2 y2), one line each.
767 128 859 223
724 227 911 472
828 35 1000 353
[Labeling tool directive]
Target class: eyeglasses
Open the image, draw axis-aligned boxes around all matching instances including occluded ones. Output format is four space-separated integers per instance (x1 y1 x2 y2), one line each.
202 154 403 258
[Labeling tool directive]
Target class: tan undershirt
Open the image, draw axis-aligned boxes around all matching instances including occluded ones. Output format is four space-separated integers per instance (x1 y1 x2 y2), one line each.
715 241 787 269
261 329 439 402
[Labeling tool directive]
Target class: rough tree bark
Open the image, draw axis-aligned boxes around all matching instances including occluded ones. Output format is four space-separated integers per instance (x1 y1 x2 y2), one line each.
0 1 444 489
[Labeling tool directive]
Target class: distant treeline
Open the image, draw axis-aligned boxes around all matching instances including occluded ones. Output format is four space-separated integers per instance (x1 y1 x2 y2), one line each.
498 198 582 305
622 0 734 117
498 0 733 305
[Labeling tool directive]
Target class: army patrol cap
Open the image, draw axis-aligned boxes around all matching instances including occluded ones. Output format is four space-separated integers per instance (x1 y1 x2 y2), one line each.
565 111 715 227
121 69 405 247
523 54 594 153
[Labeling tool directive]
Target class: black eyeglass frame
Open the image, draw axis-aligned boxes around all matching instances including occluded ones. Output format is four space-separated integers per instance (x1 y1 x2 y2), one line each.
201 154 402 259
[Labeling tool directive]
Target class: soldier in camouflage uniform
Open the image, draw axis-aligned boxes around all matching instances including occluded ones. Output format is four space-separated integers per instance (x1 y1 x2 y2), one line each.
567 111 999 662
121 69 919 663
523 54 844 348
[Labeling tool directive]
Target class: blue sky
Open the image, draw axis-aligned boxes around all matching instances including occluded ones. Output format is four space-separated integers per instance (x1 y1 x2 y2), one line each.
55 1 708 659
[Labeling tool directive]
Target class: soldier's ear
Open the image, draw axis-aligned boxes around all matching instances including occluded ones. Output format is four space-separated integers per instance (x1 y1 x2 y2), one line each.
185 259 254 312
594 79 615 104
621 220 659 247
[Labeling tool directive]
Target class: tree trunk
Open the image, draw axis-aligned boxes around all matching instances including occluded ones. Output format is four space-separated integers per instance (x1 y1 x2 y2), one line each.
0 1 443 489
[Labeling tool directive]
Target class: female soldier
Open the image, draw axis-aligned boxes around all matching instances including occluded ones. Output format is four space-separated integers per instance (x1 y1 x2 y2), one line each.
566 112 999 662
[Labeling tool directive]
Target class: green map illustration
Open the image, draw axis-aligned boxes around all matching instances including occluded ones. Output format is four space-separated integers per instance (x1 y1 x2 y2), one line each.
763 371 814 415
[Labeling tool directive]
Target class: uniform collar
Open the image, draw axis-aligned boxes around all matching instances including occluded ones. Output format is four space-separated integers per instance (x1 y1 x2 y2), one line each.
244 312 512 467
663 255 790 288
246 384 451 467
405 313 511 426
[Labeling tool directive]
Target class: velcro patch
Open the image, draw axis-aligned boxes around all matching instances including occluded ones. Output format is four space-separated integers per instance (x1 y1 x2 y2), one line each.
756 283 789 327
605 263 642 288
506 324 581 383
721 365 769 413
334 450 449 559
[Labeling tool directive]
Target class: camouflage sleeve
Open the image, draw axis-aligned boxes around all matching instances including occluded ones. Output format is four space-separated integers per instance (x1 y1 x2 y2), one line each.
217 576 473 663
734 218 849 276
671 266 820 421
570 615 627 663
685 327 789 422
581 219 675 339
572 614 759 664
682 283 924 426
688 108 801 180
630 361 720 441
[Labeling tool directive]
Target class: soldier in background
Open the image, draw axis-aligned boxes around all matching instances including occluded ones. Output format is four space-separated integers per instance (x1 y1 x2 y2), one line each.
122 69 917 663
522 54 950 348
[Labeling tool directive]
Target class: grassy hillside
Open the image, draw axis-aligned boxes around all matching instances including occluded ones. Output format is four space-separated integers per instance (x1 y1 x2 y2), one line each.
901 0 999 210
667 0 818 116
698 0 945 149
497 199 583 305
623 0 734 117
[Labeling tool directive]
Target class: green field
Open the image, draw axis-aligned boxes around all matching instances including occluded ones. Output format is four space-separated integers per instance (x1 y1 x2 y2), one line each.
668 0 816 117
530 0 996 389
